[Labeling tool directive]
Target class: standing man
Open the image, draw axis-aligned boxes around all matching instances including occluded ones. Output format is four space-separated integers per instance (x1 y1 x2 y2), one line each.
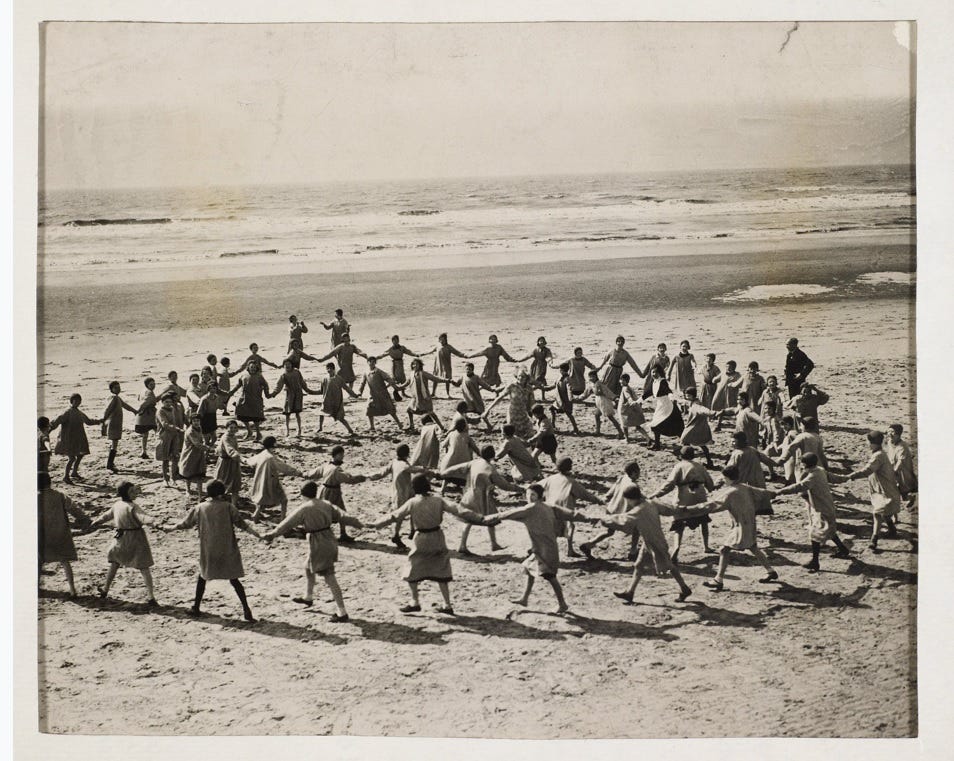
784 337 814 399
322 309 351 349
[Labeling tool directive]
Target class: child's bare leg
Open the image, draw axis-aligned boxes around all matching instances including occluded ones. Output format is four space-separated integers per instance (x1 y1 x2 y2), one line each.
594 412 602 436
701 522 713 552
670 526 685 562
566 412 580 434
870 515 885 548
317 415 324 433
407 410 415 430
101 562 119 597
407 581 421 607
512 570 533 605
609 415 625 439
324 572 348 617
565 523 579 557
295 413 302 436
711 546 731 584
438 582 452 608
615 546 647 601
701 445 715 468
64 457 75 482
141 569 156 602
279 496 288 521
297 569 315 603
488 525 504 552
547 577 568 613
458 524 472 553
389 412 402 430
161 461 170 485
62 561 77 596
140 431 150 456
669 565 692 598
367 416 376 434
749 546 778 581
341 419 355 436
73 454 85 476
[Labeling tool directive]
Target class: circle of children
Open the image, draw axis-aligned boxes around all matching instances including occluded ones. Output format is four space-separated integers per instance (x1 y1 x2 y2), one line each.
37 312 918 624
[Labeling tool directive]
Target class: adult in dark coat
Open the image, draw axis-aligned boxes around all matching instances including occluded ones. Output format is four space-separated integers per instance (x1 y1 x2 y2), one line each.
784 338 815 398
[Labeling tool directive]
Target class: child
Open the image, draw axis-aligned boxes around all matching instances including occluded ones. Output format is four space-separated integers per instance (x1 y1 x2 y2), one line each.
317 363 359 437
264 481 364 621
700 353 721 409
38 416 52 474
170 479 263 622
786 382 830 428
598 335 643 398
466 334 518 388
845 431 904 553
774 416 827 476
539 457 602 558
710 360 741 429
238 343 280 372
196 383 220 447
430 333 467 398
598 485 694 604
547 362 580 435
358 356 405 434
667 340 697 397
579 460 642 560
441 446 524 556
451 362 497 416
247 436 303 522
367 444 433 550
48 394 100 484
679 387 718 468
617 374 650 444
321 309 349 350
739 361 766 415
516 336 554 400
134 378 158 458
726 432 776 513
88 481 158 606
102 381 141 473
376 335 433 401
495 423 543 483
772 452 850 571
409 413 442 469
157 370 190 400
366 474 484 615
527 404 559 465
439 417 481 492
231 362 271 442
697 466 779 590
38 472 90 597
316 334 369 390
305 445 368 544
212 420 243 507
178 415 208 500
484 484 599 614
216 357 241 416
885 424 918 501
640 343 670 398
577 370 625 439
649 446 716 562
270 359 317 438
776 416 799 484
565 347 597 396
405 357 444 432
287 315 309 352
450 400 474 431
733 391 762 448
155 393 186 486
760 376 784 449
643 366 684 450
186 373 204 413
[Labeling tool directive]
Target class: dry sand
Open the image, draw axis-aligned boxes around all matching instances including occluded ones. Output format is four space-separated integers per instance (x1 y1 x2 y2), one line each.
36 242 917 737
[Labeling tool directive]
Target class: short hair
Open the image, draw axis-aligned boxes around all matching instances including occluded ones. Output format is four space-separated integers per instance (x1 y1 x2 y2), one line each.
454 418 468 432
207 354 217 363
559 362 570 372
391 334 400 342
439 332 448 341
726 360 737 370
867 430 885 447
326 363 336 372
261 436 277 449
802 416 819 432
684 386 698 399
221 357 230 366
144 377 155 387
574 347 583 354
207 480 227 498
335 309 343 317
588 370 599 379
502 424 515 436
557 457 573 473
37 416 50 429
249 343 258 350
465 362 475 371
109 381 121 393
480 445 496 460
331 445 345 458
781 415 795 427
748 361 759 371
622 485 642 501
456 401 469 413
732 432 748 447
706 353 716 361
411 474 431 494
722 466 740 481
657 343 667 351
621 374 630 383
681 446 696 460
766 374 777 383
117 481 136 501
680 340 690 348
889 424 903 435
300 481 319 498
616 335 625 343
189 373 200 383
623 460 641 479
38 472 52 490
531 404 545 417
69 393 82 404
801 453 819 468
168 370 178 378
527 483 544 498
738 391 750 405
396 443 410 459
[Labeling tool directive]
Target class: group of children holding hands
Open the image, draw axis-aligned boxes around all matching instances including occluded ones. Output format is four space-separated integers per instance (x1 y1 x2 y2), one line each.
38 318 918 621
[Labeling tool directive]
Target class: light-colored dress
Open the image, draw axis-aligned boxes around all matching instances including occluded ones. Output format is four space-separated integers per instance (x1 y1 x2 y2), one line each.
604 473 639 515
460 373 493 414
408 370 441 415
155 405 183 461
213 432 242 494
439 430 478 473
319 375 348 420
734 407 762 448
540 471 598 538
328 318 350 349
134 389 157 430
726 447 774 514
104 500 154 569
669 353 696 396
711 370 741 411
387 495 481 582
860 451 902 517
478 344 512 387
885 440 917 496
272 498 357 575
410 424 441 468
448 459 514 517
709 484 770 550
247 449 298 506
591 380 617 418
307 462 363 512
234 372 269 422
51 407 95 457
364 369 397 417
179 498 247 579
495 501 576 578
617 385 645 427
274 368 309 414
789 432 828 473
179 428 207 481
601 500 674 573
680 401 714 446
373 459 417 509
497 436 542 482
780 466 838 542
39 489 85 563
505 383 535 438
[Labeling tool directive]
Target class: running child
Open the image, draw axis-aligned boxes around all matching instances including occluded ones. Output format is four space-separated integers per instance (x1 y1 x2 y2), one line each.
270 358 318 438
305 445 368 544
844 431 904 554
38 472 90 597
885 424 918 501
539 457 602 558
678 387 718 468
576 370 625 439
317 363 359 437
527 404 560 465
649 446 716 562
617 373 651 444
667 340 697 397
450 362 497 416
547 362 580 435
579 460 642 560
247 436 303 522
367 444 435 550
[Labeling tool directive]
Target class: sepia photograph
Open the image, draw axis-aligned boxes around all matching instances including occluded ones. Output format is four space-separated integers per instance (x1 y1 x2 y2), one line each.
28 14 923 743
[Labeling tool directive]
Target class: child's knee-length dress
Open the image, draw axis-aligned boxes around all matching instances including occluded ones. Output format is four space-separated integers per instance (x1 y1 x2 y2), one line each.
700 365 721 408
154 407 181 461
103 396 127 442
365 369 396 417
39 489 82 563
680 402 714 446
529 347 552 385
646 379 684 438
386 346 410 385
52 407 95 457
408 371 441 415
790 467 838 543
480 345 506 387
105 500 154 569
180 498 246 579
670 353 696 396
248 450 298 506
602 501 673 573
235 373 269 423
179 428 207 481
389 495 480 583
617 386 645 427
864 451 902 517
134 390 157 433
320 376 347 421
274 369 306 414
506 384 535 438
272 498 344 575
711 370 741 411
213 433 242 494
886 440 917 496
600 349 633 397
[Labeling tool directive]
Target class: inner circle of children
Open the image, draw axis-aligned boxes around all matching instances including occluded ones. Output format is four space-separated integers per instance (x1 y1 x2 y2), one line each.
38 313 918 624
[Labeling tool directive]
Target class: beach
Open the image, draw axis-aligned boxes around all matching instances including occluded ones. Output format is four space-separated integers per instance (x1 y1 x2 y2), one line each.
36 225 918 737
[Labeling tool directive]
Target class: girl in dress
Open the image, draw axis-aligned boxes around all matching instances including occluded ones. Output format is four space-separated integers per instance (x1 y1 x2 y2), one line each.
547 363 580 435
179 415 208 500
597 335 642 398
700 353 721 409
196 383 220 447
440 417 482 494
186 373 204 414
678 387 718 468
38 473 90 597
776 416 799 484
539 457 603 559
760 375 785 448
170 479 263 623
216 357 242 416
231 362 270 442
409 413 443 469
643 366 684 450
48 393 100 484
451 362 498 417
527 404 559 465
617 373 650 444
733 391 763 448
37 417 52 474
367 444 434 550
317 363 360 437
102 381 141 473
667 340 697 397
466 334 517 388
640 343 670 398
358 356 405 434
430 333 467 398
263 481 364 621
134 378 158 459
885 424 918 501
564 347 598 396
287 314 309 352
212 420 243 507
495 423 543 483
710 360 741 430
845 431 904 553
321 309 350 350
88 481 158 606
238 343 280 372
376 335 433 402
247 436 303 522
483 484 599 614
578 460 642 561
649 446 716 563
405 358 444 433
726 432 777 514
317 334 368 390
305 445 368 544
739 361 766 415
367 474 484 615
481 369 535 439
576 370 625 439
515 336 554 400
155 393 186 486
270 359 317 438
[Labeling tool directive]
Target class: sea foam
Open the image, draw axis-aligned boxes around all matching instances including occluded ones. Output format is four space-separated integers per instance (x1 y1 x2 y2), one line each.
717 284 835 302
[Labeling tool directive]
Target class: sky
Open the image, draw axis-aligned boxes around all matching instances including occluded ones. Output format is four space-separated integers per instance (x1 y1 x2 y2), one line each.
40 21 914 189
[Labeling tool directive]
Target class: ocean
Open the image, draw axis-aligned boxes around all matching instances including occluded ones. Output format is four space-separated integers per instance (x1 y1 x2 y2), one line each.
37 164 915 272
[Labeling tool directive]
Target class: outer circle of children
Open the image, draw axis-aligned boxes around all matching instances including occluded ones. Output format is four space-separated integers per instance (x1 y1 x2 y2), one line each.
38 324 916 623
